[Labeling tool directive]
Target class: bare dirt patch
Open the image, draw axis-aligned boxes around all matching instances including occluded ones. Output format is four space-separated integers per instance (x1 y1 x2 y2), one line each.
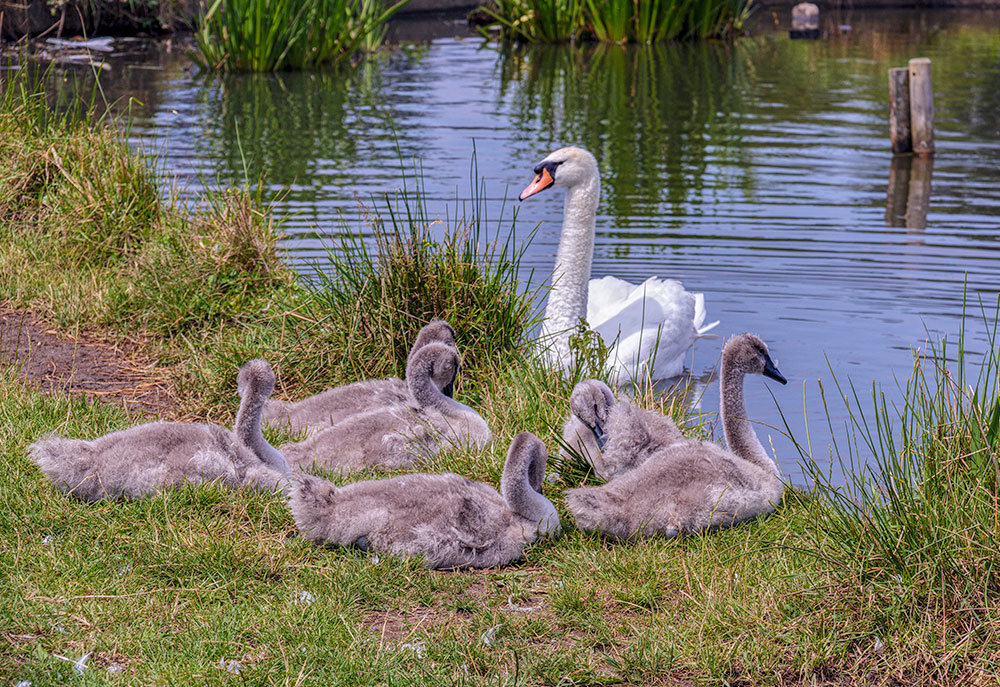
0 306 174 414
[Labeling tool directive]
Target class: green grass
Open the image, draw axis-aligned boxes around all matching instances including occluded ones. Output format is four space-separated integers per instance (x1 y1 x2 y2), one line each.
481 0 753 43
306 162 543 393
4 67 1000 684
192 0 409 72
790 294 1000 626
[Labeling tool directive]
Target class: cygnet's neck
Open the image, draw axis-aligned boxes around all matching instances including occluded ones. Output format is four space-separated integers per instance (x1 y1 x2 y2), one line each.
719 357 779 478
501 454 560 537
542 176 601 349
236 389 291 476
408 368 448 410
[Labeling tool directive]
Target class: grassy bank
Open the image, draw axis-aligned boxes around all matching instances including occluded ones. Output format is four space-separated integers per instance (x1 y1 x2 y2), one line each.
3 72 1000 685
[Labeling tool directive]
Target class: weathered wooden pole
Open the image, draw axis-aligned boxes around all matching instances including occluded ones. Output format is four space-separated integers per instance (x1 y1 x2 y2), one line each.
908 57 934 155
888 68 911 154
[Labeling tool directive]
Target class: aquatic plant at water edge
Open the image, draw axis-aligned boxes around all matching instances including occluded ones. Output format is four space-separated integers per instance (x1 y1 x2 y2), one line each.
192 0 408 72
789 294 1000 611
300 160 545 395
481 0 753 43
481 0 584 42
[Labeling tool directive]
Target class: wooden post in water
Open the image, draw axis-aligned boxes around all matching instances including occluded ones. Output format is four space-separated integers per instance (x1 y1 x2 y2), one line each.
888 68 911 154
908 57 934 155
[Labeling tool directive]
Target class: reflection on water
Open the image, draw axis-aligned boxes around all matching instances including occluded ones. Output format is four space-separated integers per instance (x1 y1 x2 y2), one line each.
19 10 1000 483
886 155 933 232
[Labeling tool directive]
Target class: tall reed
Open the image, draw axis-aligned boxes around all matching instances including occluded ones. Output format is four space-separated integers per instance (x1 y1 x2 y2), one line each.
482 0 753 43
300 157 545 395
789 293 1000 609
192 0 408 72
482 0 585 43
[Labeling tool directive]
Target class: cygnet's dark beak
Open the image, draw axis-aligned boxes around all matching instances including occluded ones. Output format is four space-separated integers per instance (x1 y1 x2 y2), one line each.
442 380 455 398
762 355 787 385
591 423 607 451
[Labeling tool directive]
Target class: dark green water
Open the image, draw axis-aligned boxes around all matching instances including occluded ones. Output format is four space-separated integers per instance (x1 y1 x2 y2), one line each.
24 9 1000 483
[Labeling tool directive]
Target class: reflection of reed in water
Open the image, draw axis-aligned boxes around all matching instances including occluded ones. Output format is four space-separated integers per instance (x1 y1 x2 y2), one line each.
496 41 757 226
196 51 427 188
886 154 933 235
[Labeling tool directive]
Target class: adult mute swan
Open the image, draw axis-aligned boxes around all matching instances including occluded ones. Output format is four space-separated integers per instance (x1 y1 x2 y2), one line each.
564 334 786 539
519 146 717 381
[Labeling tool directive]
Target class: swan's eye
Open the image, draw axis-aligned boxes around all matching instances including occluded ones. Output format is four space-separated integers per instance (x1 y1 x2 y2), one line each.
533 160 564 176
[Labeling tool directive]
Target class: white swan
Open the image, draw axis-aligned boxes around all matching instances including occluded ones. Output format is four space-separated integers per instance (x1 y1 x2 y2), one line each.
519 146 717 381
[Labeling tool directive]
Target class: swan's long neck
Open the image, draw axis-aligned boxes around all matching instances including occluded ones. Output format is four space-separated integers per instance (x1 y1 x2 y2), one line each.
542 176 600 352
236 390 291 476
719 357 779 478
501 452 559 537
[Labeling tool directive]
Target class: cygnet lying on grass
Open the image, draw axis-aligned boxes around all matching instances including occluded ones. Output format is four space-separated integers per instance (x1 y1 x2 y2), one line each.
561 379 684 480
280 342 491 472
288 432 560 569
29 360 291 501
564 334 786 539
262 320 457 434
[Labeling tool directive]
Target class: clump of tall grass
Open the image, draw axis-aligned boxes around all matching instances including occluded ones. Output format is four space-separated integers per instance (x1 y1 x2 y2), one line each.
111 185 295 334
0 70 161 267
299 165 544 396
192 0 409 72
481 0 584 42
0 68 297 342
481 0 753 43
792 295 1000 611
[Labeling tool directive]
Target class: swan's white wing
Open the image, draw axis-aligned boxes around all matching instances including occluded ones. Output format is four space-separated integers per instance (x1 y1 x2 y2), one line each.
589 276 707 381
587 276 638 329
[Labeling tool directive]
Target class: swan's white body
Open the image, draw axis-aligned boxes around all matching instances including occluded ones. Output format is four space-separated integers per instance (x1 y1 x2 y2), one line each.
522 147 716 381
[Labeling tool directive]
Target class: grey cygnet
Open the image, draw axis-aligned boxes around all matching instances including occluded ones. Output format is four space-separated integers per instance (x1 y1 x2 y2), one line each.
564 334 786 539
279 342 491 472
561 379 684 480
29 359 291 501
287 432 560 569
261 320 456 434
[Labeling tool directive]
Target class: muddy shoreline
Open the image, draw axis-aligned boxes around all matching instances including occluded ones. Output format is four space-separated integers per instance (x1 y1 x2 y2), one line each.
0 306 175 415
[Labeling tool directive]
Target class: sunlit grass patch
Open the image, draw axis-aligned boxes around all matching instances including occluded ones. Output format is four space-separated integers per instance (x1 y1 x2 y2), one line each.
792 295 1000 607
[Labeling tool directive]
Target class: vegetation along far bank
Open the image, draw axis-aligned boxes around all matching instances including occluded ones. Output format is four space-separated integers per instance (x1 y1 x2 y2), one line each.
2 71 1000 685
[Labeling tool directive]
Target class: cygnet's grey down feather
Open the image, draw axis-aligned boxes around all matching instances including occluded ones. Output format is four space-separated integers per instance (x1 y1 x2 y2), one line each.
280 342 491 472
560 379 684 480
287 432 560 569
596 399 685 479
560 379 615 477
261 320 456 434
565 334 786 539
29 359 291 501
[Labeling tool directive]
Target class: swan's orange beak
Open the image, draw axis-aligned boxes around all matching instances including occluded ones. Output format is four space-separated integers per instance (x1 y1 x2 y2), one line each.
519 168 554 201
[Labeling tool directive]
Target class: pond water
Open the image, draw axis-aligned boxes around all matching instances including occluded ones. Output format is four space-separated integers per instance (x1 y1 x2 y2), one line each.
23 9 1000 484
